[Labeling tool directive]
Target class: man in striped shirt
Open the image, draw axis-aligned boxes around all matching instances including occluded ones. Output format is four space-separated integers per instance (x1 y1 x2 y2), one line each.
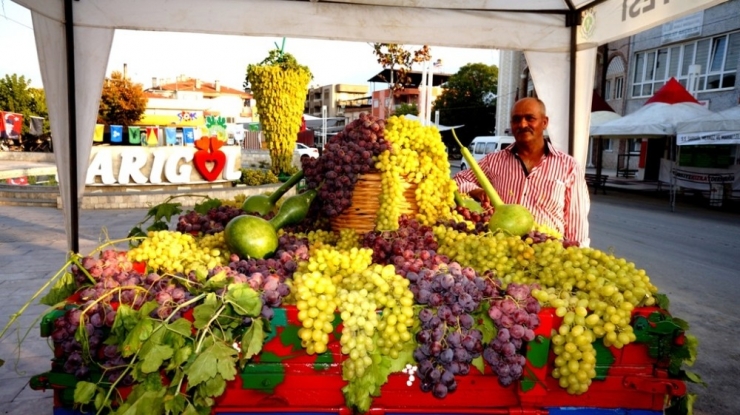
454 97 590 246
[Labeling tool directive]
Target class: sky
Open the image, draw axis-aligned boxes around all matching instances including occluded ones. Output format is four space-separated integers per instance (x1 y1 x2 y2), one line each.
1 1 499 92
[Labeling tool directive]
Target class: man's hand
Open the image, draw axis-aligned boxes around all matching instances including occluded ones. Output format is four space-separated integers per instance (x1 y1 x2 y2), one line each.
468 188 490 205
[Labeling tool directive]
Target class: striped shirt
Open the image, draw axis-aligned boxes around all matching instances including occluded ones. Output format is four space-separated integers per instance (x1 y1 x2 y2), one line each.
454 141 590 246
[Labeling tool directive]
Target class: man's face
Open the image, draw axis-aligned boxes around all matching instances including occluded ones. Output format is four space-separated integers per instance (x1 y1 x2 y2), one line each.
510 99 549 146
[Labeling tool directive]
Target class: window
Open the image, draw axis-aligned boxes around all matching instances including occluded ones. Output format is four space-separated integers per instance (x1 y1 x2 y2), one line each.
605 57 626 101
485 142 497 154
614 77 624 99
632 31 740 97
603 139 613 151
373 99 378 108
628 139 641 153
474 143 487 155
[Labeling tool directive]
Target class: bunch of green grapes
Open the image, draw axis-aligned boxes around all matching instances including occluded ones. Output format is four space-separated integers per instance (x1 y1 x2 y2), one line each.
433 225 535 278
375 150 406 231
293 267 338 355
519 240 657 394
371 264 415 358
128 230 227 274
288 229 338 247
197 232 231 262
337 287 378 378
221 194 246 208
338 262 414 377
293 246 372 354
335 229 361 250
377 116 458 228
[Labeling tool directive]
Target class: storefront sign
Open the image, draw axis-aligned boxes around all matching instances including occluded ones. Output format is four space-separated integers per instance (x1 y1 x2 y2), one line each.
86 144 242 185
661 11 703 44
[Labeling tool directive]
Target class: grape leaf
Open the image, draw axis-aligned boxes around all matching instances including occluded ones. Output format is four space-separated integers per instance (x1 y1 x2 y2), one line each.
73 381 97 404
171 345 193 368
115 387 165 415
193 303 218 330
163 393 187 414
127 226 146 241
140 344 174 373
240 318 265 363
122 317 155 357
203 270 229 292
150 202 183 223
201 374 227 398
194 198 221 215
94 389 107 410
655 293 670 310
184 342 237 387
166 318 193 338
225 284 262 316
40 272 76 306
147 221 171 232
471 356 486 374
685 333 699 365
110 304 138 344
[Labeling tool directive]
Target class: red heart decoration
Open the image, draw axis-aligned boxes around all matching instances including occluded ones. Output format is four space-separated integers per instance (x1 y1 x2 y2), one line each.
193 136 227 181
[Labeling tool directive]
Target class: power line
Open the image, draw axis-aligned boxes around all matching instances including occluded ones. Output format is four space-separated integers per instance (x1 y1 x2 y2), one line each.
0 12 34 30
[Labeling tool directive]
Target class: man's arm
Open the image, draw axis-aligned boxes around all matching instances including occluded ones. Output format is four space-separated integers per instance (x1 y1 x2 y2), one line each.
453 166 482 194
564 161 591 247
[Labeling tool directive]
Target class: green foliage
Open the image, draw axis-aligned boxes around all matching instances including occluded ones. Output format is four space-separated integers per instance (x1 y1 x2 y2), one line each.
98 71 148 127
235 168 280 186
371 44 431 112
71 282 265 414
244 49 313 91
393 103 419 116
432 63 499 146
0 73 50 136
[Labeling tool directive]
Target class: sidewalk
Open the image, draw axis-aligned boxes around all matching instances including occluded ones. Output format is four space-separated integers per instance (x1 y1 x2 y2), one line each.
0 206 149 415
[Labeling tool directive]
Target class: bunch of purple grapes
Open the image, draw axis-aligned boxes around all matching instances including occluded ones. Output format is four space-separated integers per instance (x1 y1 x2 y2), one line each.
303 113 390 217
143 273 194 320
523 230 580 248
361 215 444 267
71 249 135 286
483 282 541 386
219 234 308 320
176 205 245 235
407 263 494 398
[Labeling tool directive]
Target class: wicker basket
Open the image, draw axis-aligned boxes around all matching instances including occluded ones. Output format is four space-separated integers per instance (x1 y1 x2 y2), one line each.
330 172 418 233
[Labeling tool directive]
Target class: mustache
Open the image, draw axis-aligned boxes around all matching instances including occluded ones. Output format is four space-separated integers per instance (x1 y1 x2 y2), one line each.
514 127 534 135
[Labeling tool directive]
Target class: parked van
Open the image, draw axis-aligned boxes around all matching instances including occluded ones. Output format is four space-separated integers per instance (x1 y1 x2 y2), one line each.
460 136 515 170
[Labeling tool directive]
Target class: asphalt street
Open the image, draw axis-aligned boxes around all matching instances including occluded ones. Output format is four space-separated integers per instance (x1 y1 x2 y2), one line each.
0 185 738 414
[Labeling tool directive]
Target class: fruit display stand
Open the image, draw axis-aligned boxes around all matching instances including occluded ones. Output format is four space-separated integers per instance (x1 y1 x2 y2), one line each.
32 304 687 415
19 115 697 415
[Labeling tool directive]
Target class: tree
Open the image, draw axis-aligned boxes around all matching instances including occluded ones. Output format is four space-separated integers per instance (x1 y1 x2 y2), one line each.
394 103 418 116
432 63 499 148
371 44 431 114
0 74 49 135
98 71 148 127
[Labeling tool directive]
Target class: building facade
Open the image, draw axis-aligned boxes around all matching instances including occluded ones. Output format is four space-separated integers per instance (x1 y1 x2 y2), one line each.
499 0 740 178
304 84 369 119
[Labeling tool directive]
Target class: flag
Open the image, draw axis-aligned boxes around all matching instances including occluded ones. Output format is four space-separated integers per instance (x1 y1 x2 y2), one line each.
30 116 44 136
182 127 195 145
165 127 178 145
145 127 159 146
110 125 123 143
93 124 105 142
2 112 23 138
128 126 141 144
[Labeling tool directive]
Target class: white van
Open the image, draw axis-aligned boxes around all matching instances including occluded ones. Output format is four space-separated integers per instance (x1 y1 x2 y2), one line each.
460 136 515 170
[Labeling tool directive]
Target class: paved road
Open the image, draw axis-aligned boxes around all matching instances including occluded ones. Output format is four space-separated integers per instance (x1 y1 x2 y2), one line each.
588 190 740 415
1 190 738 414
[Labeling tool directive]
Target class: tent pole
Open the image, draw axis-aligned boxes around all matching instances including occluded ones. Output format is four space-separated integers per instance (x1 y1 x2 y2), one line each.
65 0 80 252
567 13 577 156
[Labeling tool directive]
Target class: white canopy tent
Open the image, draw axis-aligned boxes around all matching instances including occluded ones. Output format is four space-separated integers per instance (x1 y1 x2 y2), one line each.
590 78 715 138
14 0 727 251
401 114 464 132
676 105 740 146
